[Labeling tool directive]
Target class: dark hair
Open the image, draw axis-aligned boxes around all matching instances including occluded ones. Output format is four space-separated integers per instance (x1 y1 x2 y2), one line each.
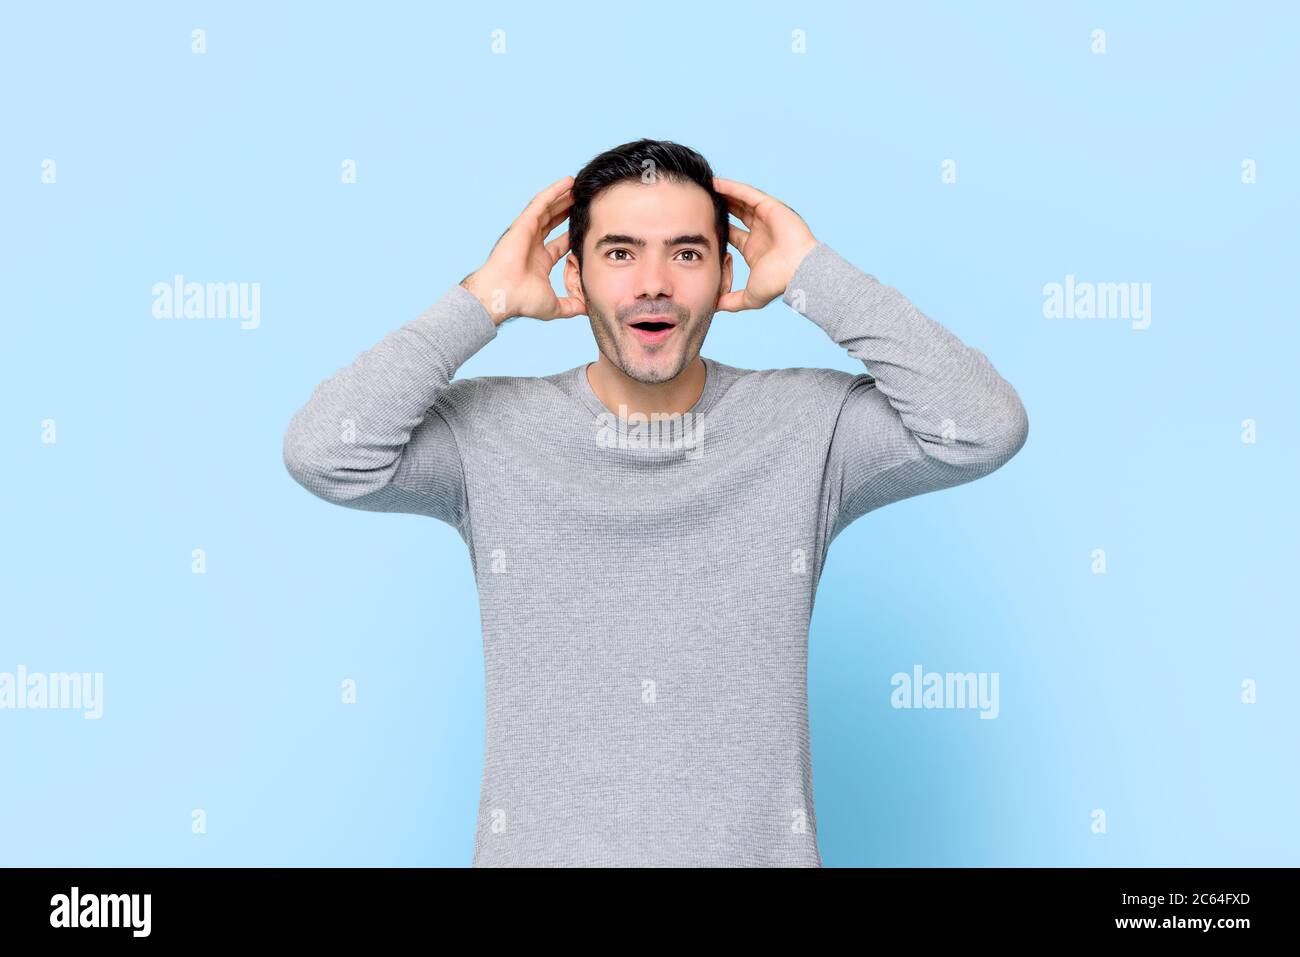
568 138 729 276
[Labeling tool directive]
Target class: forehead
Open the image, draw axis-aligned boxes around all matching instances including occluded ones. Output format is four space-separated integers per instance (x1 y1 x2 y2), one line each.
586 178 714 234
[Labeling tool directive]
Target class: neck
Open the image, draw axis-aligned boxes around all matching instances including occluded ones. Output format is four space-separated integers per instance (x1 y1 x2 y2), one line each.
586 353 707 418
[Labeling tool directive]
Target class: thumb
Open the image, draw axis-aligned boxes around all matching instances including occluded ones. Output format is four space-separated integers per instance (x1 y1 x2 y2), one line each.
551 295 586 320
715 289 749 313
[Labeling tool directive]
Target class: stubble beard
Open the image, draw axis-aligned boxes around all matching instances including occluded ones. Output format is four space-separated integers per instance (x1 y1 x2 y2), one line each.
584 285 715 387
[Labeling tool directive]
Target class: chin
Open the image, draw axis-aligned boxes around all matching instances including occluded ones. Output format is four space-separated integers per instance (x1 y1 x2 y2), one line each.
624 359 683 385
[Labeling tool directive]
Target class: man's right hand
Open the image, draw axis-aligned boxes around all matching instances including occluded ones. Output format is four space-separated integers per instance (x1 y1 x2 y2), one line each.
460 175 586 326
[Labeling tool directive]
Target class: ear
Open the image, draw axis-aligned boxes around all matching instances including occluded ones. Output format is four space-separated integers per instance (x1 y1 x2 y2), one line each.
563 253 586 308
718 250 734 305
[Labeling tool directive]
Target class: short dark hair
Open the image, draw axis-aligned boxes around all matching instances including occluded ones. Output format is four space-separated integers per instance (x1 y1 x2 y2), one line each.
568 138 729 276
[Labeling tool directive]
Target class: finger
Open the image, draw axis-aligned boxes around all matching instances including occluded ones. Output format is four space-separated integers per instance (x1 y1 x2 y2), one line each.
523 188 571 229
526 175 575 216
723 199 754 230
521 177 575 230
529 191 574 242
506 195 570 257
545 230 570 265
540 199 572 238
715 289 750 313
543 187 575 220
551 295 586 319
727 222 751 254
713 175 770 208
718 189 755 218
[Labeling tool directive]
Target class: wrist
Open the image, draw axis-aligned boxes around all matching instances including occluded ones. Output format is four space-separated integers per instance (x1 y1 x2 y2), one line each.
781 238 822 298
460 273 515 326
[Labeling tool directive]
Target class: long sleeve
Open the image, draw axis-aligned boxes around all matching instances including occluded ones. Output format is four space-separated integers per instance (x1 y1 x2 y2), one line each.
782 242 1028 542
282 283 498 529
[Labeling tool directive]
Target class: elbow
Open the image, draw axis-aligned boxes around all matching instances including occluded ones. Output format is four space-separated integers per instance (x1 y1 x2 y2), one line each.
981 389 1029 471
920 386 1028 477
282 424 328 498
282 416 398 505
282 416 349 503
283 439 357 505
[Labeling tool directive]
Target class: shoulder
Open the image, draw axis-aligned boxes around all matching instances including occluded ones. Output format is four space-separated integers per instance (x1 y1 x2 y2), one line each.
721 362 876 411
428 372 561 424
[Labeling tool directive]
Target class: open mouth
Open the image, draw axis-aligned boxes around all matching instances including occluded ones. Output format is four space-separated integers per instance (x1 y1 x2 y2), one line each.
628 316 678 344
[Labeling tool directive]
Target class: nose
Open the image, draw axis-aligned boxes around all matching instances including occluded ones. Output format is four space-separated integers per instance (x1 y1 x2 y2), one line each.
635 257 673 302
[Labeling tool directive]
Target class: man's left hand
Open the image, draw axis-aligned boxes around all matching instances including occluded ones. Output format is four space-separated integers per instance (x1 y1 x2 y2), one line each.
713 176 819 313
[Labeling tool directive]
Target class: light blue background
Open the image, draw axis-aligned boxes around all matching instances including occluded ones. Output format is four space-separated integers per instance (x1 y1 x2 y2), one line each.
2 1 1296 866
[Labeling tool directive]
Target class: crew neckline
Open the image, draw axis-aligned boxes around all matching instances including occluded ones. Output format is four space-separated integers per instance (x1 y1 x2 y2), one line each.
572 355 724 423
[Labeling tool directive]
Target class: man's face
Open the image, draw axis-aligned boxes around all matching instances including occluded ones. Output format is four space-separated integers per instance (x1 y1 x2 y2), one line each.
565 178 732 384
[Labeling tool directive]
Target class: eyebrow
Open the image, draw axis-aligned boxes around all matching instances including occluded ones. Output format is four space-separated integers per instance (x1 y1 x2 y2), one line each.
593 233 713 252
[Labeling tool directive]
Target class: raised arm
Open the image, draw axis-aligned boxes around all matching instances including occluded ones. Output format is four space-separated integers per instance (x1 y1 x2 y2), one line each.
782 243 1029 541
281 287 498 527
712 176 1028 544
282 174 584 529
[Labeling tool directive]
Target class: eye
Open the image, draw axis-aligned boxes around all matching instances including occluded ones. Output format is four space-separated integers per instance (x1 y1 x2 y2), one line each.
678 249 702 261
607 248 632 261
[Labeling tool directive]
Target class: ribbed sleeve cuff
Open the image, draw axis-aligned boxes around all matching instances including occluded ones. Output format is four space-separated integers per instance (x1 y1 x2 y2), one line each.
781 241 884 341
415 283 500 371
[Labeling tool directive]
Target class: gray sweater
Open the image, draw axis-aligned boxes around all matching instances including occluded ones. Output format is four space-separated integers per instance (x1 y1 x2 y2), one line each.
282 242 1029 867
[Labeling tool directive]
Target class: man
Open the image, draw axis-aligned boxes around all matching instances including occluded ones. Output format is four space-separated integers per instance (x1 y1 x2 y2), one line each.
282 139 1028 867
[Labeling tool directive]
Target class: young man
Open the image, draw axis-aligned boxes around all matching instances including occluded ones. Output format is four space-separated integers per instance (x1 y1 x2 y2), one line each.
282 139 1029 867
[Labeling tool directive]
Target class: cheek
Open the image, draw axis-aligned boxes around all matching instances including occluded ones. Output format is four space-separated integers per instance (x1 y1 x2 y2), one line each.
585 278 630 315
682 282 719 318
